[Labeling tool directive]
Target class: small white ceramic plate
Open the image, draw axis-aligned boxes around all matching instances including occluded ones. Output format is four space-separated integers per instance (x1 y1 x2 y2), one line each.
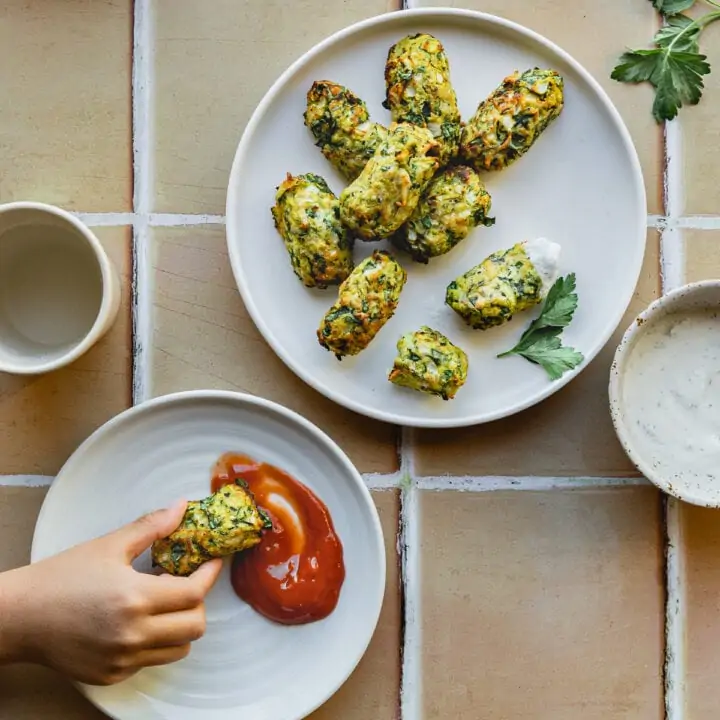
226 8 646 428
31 391 385 720
609 281 720 508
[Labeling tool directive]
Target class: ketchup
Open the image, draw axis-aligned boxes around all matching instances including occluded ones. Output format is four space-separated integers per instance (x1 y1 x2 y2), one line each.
211 453 345 625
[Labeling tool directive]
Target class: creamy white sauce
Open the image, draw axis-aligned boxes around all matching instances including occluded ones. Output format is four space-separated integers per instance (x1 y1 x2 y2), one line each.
524 237 560 294
622 309 720 488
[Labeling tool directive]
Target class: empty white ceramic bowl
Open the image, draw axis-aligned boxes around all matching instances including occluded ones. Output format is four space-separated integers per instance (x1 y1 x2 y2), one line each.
0 202 120 375
32 390 386 720
610 281 720 507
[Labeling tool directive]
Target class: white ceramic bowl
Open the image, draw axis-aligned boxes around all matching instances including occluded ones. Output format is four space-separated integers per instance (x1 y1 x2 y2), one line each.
32 390 385 720
609 281 720 507
0 202 120 375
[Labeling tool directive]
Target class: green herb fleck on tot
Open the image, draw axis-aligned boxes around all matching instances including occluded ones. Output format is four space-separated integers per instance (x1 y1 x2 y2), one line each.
611 0 720 122
498 273 584 381
258 507 273 530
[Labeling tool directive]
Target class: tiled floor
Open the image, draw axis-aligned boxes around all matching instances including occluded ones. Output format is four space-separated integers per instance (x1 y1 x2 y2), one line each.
0 1 133 211
152 0 401 214
420 488 664 718
682 5 720 216
1 0 719 718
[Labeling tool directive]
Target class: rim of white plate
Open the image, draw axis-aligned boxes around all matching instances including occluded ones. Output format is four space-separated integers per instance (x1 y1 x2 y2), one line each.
226 8 647 428
31 390 385 720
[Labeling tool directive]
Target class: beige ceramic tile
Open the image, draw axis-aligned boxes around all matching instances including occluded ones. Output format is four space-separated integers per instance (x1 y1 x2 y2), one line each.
415 230 660 477
413 0 663 214
0 485 107 718
310 489 400 719
684 229 720 283
0 1 132 211
683 502 720 717
0 665 108 719
421 487 664 719
151 226 399 473
0 486 47 571
0 227 133 475
153 0 400 214
682 18 720 215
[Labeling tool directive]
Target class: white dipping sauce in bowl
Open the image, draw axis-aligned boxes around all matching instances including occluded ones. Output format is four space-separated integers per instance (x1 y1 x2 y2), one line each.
610 281 720 506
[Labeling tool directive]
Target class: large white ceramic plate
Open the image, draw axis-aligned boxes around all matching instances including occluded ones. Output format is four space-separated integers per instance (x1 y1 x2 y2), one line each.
31 391 385 720
226 8 646 428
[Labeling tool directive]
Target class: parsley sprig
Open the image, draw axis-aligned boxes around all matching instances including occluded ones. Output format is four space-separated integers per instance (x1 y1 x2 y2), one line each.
497 274 584 381
611 0 720 122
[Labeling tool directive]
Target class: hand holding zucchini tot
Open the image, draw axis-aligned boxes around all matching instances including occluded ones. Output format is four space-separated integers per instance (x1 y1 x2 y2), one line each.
304 81 389 181
339 122 440 241
392 165 494 263
389 326 468 400
152 481 271 577
460 68 564 171
271 173 354 288
384 33 462 165
318 250 407 359
446 237 561 330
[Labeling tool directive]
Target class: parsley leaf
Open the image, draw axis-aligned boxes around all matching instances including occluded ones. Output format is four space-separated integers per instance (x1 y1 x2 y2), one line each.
655 14 702 50
652 0 695 16
498 274 584 381
611 4 719 122
516 273 579 341
505 329 585 381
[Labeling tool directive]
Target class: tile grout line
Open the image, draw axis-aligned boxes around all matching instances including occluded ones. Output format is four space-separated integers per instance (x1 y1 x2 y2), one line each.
131 0 154 405
149 213 226 226
661 120 685 292
661 227 684 292
676 216 720 230
0 476 54 488
417 475 649 491
399 481 420 720
74 212 137 227
400 426 415 478
398 425 421 720
662 114 685 720
362 472 402 490
0 472 648 490
664 120 684 221
67 210 720 231
664 497 684 720
648 214 666 229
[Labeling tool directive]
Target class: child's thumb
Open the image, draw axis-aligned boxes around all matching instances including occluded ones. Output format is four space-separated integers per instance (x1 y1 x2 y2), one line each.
115 499 187 561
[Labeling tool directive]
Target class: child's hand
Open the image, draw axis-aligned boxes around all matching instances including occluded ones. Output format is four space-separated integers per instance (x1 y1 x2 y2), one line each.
0 500 222 686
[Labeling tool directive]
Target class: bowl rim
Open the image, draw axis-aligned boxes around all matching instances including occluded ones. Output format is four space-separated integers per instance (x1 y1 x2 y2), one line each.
609 279 720 507
31 389 386 720
225 6 647 428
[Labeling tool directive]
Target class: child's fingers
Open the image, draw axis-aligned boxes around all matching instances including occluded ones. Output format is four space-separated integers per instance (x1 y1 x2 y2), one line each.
142 558 223 614
143 605 207 648
187 557 223 595
133 644 192 669
114 500 188 562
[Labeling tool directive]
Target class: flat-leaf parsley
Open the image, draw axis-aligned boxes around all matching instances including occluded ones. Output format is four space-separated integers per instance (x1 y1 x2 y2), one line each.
611 0 720 122
498 273 584 381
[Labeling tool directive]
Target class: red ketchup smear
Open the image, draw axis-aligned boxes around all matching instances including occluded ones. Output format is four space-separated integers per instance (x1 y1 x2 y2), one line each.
211 452 345 625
